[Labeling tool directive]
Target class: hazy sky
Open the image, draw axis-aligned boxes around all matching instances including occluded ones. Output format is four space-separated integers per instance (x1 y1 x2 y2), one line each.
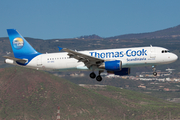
0 0 180 39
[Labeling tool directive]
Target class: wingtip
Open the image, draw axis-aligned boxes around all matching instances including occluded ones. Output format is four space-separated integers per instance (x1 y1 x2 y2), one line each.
58 46 63 51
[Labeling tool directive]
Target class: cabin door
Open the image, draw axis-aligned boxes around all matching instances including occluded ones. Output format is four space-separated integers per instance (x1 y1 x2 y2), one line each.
37 55 42 66
150 47 156 58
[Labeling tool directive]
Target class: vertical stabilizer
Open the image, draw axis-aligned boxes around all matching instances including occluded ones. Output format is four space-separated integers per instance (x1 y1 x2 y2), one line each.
7 29 40 58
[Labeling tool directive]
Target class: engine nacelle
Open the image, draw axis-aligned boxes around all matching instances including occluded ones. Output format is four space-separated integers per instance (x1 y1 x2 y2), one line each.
107 68 130 76
114 68 130 76
99 60 122 71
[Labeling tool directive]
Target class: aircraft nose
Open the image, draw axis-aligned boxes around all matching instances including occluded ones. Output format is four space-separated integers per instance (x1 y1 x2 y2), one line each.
172 53 178 61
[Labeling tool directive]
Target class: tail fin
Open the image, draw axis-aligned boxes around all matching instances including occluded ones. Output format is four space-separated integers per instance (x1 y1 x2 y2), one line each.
7 29 40 58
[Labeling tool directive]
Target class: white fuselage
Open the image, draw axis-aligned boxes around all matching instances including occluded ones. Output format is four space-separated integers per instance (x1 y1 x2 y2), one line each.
6 46 177 71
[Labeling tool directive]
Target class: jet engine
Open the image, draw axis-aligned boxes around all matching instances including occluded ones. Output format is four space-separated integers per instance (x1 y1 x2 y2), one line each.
107 68 130 76
99 60 122 71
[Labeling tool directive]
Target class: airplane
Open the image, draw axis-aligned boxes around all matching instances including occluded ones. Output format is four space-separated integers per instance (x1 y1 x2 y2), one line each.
3 29 178 82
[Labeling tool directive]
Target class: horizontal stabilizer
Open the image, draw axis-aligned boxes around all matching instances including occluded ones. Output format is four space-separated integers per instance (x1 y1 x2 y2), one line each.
3 56 27 64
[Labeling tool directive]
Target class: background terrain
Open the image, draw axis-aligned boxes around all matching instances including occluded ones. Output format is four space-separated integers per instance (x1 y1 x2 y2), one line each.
1 25 180 119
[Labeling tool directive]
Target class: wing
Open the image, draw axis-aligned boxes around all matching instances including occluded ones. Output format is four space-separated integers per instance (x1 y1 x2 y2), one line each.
62 48 104 68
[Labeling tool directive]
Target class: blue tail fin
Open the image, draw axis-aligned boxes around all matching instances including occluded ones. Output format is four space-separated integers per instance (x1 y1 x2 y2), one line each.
7 29 40 58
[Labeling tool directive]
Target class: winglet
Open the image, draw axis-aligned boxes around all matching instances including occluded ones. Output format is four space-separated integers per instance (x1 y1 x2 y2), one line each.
58 46 63 51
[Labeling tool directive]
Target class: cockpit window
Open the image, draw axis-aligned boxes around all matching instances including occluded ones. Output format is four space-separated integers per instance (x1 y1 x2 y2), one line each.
162 50 170 53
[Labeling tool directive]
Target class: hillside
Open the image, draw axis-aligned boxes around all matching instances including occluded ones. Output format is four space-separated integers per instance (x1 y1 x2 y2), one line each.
108 25 180 39
78 34 102 39
0 67 180 119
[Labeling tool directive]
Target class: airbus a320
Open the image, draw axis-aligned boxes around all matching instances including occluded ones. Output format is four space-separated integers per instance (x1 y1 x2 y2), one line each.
4 29 178 82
